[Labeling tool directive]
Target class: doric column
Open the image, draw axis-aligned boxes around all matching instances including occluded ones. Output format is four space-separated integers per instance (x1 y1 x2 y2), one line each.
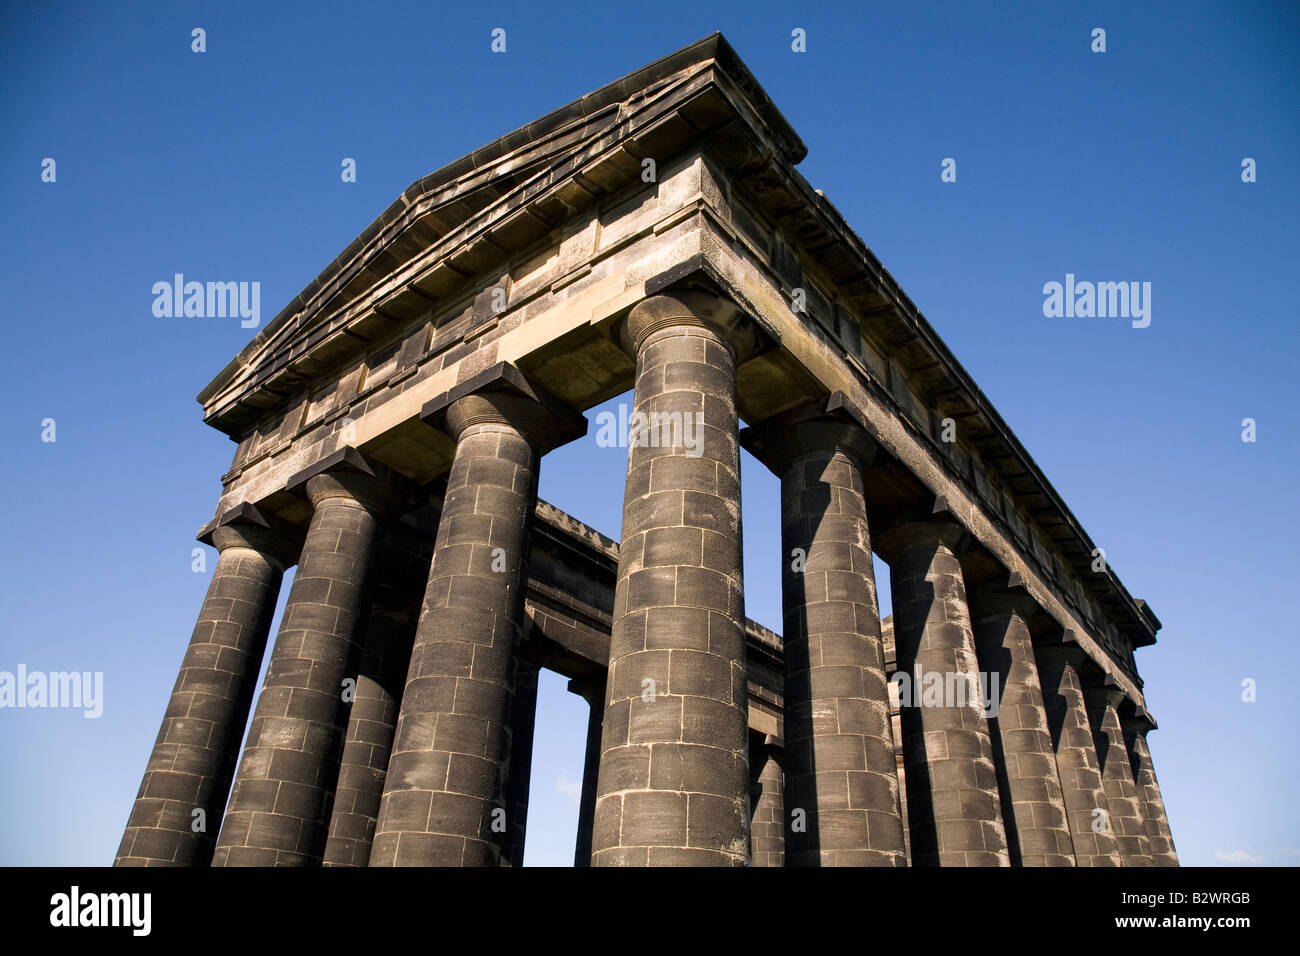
968 581 1076 866
116 509 297 866
749 736 785 867
1120 704 1179 866
1084 677 1153 866
321 534 422 866
591 288 755 867
1033 634 1122 866
502 657 540 867
881 618 914 863
212 456 407 866
569 676 604 867
741 395 905 866
877 514 1010 866
370 364 584 867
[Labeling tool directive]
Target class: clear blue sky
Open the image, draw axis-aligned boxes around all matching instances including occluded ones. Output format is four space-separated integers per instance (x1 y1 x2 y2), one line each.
1 0 1296 867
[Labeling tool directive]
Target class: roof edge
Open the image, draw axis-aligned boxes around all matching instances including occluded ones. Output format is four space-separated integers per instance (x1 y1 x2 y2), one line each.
197 32 804 408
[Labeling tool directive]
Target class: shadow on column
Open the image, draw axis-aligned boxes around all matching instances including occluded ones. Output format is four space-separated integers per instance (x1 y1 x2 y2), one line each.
781 551 822 864
979 640 1022 866
891 574 940 865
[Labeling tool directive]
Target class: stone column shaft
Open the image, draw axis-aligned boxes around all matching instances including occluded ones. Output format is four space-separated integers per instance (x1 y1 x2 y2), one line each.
372 370 581 867
1035 643 1122 867
749 740 785 867
212 471 395 866
322 600 418 866
570 677 605 867
1122 716 1179 866
116 522 289 866
1085 682 1153 866
371 419 536 866
969 590 1076 866
883 520 1009 866
744 412 905 866
502 659 540 867
592 290 751 867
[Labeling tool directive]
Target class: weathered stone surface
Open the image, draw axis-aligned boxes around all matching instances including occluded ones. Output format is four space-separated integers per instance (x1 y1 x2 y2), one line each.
968 587 1076 866
743 401 904 866
878 519 1010 866
502 659 539 866
569 677 605 867
591 289 751 867
749 738 785 867
371 371 582 866
321 533 423 867
124 35 1180 870
116 519 294 866
1084 678 1153 867
1035 638 1123 867
1120 705 1179 867
212 469 402 866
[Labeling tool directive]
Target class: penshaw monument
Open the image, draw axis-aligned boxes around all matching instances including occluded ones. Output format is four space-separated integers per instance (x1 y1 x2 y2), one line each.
114 34 1176 868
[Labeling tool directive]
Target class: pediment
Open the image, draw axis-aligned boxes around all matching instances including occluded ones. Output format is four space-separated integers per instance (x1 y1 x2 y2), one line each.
197 33 804 435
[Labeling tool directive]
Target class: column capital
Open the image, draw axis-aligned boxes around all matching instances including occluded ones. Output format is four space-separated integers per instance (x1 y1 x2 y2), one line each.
620 288 758 361
874 503 973 560
1032 627 1101 679
566 676 605 708
1119 700 1159 735
422 361 586 454
120 507 289 866
1081 673 1127 710
740 391 876 475
966 571 1042 623
198 502 303 570
286 446 419 517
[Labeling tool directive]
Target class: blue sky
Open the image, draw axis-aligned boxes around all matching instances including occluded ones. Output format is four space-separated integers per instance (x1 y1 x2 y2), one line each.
1 0 1296 867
